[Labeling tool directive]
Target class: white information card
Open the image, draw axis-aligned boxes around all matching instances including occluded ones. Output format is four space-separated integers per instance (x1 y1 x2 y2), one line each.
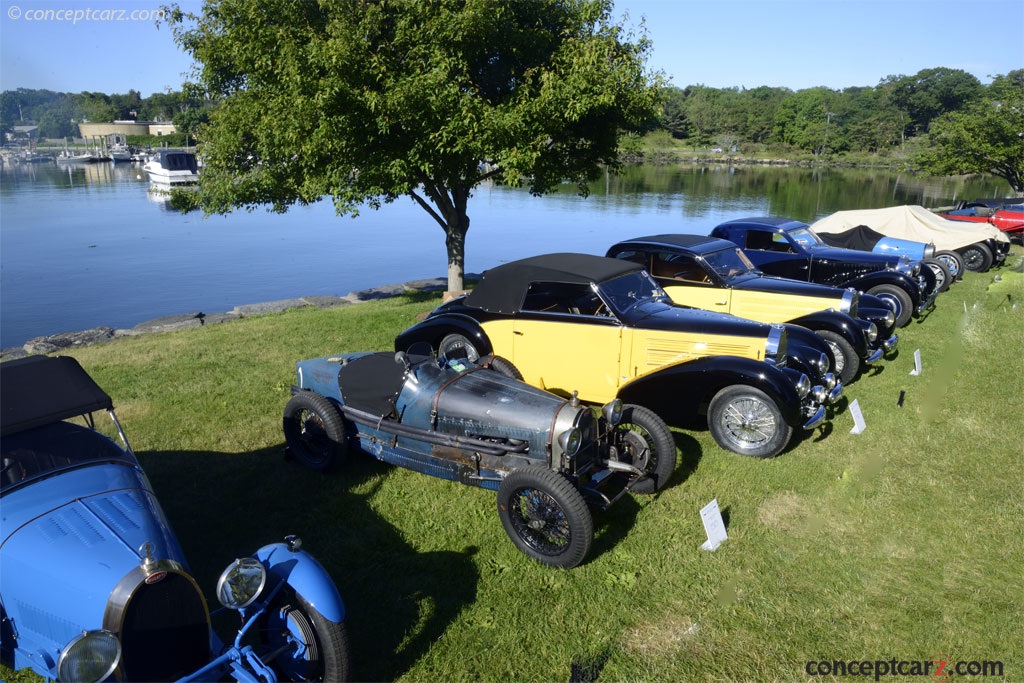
700 499 728 551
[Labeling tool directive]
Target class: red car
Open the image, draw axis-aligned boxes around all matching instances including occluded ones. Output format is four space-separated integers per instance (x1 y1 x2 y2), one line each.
943 199 1024 245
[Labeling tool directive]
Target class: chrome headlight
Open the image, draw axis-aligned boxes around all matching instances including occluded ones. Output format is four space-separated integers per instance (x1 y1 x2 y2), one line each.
860 321 878 343
602 399 623 426
217 557 267 610
57 630 121 683
815 352 829 375
925 242 935 259
793 373 811 399
822 372 837 390
880 310 895 328
558 428 582 458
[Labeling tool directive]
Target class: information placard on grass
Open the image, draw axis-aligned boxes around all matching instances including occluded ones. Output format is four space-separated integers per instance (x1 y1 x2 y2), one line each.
700 499 728 551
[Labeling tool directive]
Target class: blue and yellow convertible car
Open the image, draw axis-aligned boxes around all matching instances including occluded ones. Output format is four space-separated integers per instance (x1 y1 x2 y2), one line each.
396 254 840 459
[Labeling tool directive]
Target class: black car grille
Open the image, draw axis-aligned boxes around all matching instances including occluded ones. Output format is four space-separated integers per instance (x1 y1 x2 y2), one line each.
119 573 210 681
572 411 598 475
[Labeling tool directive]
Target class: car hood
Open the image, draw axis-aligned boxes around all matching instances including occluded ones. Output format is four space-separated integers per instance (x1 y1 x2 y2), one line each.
804 242 906 267
628 299 772 336
1 464 187 647
727 272 848 300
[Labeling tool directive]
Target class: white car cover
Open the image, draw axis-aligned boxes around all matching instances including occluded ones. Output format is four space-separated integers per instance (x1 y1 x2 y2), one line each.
811 205 1009 251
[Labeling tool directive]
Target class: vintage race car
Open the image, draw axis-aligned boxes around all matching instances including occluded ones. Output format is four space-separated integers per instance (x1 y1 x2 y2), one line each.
0 355 351 682
605 234 899 384
940 199 1024 246
711 217 939 328
395 253 840 459
811 205 1011 274
284 347 676 569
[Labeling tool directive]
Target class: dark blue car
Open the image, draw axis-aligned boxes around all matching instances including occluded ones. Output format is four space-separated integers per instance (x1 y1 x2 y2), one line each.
1 355 350 682
711 217 938 327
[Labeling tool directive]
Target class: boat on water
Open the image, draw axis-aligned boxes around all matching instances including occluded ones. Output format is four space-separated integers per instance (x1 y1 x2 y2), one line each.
109 144 133 163
56 151 101 164
143 149 200 185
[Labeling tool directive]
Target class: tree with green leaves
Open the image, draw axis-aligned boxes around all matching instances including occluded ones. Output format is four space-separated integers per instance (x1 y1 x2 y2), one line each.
167 0 661 292
915 70 1024 193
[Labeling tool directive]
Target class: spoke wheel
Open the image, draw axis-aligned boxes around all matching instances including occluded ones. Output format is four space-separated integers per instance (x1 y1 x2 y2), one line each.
922 258 951 293
959 242 993 272
935 250 964 280
708 385 792 458
816 330 859 384
439 333 481 362
615 404 676 494
497 468 593 568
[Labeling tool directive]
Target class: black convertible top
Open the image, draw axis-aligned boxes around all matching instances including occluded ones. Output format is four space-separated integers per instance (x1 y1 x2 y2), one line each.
465 253 640 314
817 225 885 251
1 356 114 437
611 234 732 254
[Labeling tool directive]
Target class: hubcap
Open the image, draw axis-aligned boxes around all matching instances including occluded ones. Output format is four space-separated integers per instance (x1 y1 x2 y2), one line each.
721 396 777 448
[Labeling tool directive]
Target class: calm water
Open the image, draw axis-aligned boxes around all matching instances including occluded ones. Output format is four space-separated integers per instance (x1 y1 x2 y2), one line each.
0 160 1006 348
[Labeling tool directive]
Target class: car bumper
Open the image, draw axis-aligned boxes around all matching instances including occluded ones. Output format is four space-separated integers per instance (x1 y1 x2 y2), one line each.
802 403 826 430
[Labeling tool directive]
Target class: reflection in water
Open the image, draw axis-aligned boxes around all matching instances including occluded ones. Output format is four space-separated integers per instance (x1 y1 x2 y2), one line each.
0 160 1011 348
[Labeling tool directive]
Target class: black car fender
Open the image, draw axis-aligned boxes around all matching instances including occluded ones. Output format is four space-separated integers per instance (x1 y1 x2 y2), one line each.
788 310 868 357
394 314 494 357
615 355 804 427
843 270 921 308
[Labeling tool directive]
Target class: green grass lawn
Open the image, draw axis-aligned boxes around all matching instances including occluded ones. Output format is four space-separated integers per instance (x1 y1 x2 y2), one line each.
3 258 1022 682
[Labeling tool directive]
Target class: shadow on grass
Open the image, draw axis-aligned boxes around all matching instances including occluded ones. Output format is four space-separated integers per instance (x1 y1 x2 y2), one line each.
138 445 478 682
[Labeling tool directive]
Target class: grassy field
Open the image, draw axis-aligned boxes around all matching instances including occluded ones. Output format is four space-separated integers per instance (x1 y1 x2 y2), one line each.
3 256 1022 682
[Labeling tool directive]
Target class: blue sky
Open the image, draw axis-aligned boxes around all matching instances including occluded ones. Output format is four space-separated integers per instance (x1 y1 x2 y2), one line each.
1 0 1021 96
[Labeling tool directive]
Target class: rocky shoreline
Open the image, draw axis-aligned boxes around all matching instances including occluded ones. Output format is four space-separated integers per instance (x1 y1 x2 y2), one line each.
0 275 476 362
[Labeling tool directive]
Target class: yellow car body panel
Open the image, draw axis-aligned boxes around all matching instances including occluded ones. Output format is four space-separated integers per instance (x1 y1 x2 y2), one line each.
480 317 767 404
662 282 840 324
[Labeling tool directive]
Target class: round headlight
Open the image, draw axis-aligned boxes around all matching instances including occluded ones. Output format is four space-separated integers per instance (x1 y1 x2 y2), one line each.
602 399 623 426
925 243 935 259
863 322 878 342
217 557 267 610
57 630 121 683
816 352 829 375
558 428 582 458
794 373 811 399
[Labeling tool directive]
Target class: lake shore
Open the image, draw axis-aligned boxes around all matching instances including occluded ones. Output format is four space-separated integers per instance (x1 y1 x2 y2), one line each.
0 275 475 362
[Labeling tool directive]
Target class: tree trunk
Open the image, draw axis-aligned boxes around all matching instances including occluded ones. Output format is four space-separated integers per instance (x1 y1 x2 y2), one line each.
445 220 469 294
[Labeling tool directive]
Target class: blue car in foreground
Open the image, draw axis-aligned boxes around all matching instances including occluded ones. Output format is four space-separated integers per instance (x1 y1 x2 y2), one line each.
1 355 351 682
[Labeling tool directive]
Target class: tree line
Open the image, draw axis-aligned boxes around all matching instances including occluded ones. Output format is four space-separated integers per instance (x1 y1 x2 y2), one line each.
0 87 210 141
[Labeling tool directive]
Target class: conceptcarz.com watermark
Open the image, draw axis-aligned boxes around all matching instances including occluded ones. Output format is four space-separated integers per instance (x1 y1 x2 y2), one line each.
7 5 165 23
806 655 1004 681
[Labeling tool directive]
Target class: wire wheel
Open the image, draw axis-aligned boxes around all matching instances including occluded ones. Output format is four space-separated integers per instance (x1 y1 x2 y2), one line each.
708 386 791 458
497 468 592 568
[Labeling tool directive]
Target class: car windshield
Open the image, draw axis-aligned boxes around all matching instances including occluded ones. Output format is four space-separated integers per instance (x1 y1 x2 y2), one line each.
702 248 759 279
598 271 668 315
789 227 825 247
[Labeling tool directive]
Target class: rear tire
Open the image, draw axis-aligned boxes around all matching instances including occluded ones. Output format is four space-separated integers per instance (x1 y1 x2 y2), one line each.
815 329 859 384
283 392 347 472
497 468 593 568
867 284 913 327
958 242 993 272
486 355 523 380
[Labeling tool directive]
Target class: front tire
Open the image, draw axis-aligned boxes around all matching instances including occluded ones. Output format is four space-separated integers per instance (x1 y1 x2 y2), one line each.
283 392 347 472
815 329 860 384
615 404 676 494
959 242 993 272
259 587 352 682
497 468 593 568
922 258 952 293
867 284 913 327
708 385 793 458
439 333 481 362
934 250 965 280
